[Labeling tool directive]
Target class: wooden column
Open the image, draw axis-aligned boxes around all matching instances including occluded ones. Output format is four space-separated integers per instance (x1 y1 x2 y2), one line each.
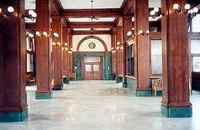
51 16 63 90
35 0 52 99
62 26 68 77
0 0 28 121
116 27 123 76
161 0 192 117
122 16 132 87
135 0 151 96
67 28 73 80
111 28 117 78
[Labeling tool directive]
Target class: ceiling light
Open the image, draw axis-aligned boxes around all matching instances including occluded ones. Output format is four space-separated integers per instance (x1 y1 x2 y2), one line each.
7 6 14 13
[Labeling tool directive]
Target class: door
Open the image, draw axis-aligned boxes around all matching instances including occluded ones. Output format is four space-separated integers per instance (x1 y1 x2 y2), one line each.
83 57 102 80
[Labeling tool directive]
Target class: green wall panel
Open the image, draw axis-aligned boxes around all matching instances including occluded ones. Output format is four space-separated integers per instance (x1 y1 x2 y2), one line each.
103 52 112 80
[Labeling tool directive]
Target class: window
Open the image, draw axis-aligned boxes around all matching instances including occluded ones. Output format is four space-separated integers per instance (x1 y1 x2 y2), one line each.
192 14 200 32
151 40 162 74
191 40 200 72
127 44 134 76
26 35 35 73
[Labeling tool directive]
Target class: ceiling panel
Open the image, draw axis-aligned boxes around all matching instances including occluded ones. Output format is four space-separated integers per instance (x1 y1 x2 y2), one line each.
25 0 161 10
59 0 124 9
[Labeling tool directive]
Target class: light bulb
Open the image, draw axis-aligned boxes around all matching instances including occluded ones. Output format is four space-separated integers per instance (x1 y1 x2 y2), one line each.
28 33 34 38
117 42 120 45
127 31 132 37
64 42 68 46
35 31 41 37
138 30 144 35
193 7 199 13
43 32 48 37
52 42 56 46
150 10 156 16
146 30 150 34
0 8 2 14
184 4 191 10
154 7 159 12
7 6 14 13
53 32 59 38
173 3 180 10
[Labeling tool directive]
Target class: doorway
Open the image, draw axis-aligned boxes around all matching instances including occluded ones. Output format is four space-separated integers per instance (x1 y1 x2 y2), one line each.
83 56 102 80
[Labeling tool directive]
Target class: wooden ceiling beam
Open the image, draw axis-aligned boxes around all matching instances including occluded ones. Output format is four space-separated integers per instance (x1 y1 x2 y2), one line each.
72 30 112 35
68 22 114 28
63 9 122 18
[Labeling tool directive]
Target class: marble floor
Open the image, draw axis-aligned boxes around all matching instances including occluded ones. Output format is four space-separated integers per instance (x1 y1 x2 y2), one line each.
0 80 200 130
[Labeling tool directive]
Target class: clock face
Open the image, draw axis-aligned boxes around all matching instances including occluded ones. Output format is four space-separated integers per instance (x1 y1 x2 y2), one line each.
88 42 96 49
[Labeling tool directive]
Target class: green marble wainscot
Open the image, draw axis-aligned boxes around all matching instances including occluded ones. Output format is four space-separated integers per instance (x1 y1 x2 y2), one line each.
0 109 28 122
161 105 192 118
74 54 82 80
35 92 52 99
103 52 112 80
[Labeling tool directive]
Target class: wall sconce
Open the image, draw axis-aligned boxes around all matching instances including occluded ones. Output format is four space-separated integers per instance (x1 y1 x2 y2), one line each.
138 30 149 36
138 30 144 35
35 31 41 37
116 46 120 50
56 42 61 46
7 6 14 13
172 3 191 13
68 50 73 54
28 10 37 18
52 42 56 46
42 32 48 37
64 42 68 46
27 32 34 38
117 42 120 46
188 7 199 17
120 46 123 50
53 32 59 38
127 31 133 37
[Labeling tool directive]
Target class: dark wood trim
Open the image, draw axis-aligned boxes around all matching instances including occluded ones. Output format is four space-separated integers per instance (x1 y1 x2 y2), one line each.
150 32 161 40
63 9 121 18
69 22 114 28
72 30 112 35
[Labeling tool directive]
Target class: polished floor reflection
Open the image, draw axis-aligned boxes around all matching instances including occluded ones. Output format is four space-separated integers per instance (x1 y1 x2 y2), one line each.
0 80 200 130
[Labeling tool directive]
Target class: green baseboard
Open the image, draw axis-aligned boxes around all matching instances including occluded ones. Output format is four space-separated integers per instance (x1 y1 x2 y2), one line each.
0 110 28 122
35 92 52 99
53 83 63 90
161 105 192 118
152 90 162 96
136 90 152 97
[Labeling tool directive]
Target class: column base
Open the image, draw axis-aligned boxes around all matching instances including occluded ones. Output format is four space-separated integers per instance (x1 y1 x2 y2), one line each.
161 105 192 118
35 92 52 99
116 76 123 83
136 90 152 97
53 83 63 90
63 77 70 84
0 110 28 122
